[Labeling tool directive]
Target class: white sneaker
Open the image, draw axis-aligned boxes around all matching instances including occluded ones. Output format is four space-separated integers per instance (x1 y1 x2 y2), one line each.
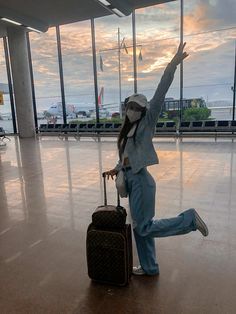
132 265 146 276
194 209 209 237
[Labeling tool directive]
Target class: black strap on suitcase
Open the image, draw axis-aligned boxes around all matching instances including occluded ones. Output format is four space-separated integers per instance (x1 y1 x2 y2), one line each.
86 173 133 286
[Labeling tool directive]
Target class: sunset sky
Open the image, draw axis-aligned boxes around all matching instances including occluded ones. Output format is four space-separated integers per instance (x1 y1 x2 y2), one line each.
0 0 236 113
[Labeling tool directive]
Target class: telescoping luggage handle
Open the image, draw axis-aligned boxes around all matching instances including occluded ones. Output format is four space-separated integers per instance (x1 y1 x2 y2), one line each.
102 172 121 208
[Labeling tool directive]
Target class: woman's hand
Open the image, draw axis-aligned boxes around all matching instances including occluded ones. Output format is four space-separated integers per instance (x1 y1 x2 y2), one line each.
103 169 118 180
171 42 189 66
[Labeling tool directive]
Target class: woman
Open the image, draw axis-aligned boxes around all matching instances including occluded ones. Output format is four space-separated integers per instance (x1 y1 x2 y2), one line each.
104 43 208 276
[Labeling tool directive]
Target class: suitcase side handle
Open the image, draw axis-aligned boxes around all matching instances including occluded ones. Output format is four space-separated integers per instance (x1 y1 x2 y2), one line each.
102 172 121 208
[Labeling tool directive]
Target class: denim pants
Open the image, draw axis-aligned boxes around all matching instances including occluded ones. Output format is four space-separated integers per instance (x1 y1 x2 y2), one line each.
125 167 197 275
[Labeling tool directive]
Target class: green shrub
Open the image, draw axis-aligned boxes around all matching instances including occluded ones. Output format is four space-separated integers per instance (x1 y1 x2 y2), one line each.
183 107 211 121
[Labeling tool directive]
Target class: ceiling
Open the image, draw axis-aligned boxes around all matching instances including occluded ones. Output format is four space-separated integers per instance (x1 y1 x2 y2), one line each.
0 0 175 37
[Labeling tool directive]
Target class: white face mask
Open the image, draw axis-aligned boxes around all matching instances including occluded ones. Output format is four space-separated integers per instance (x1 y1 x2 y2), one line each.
126 109 142 123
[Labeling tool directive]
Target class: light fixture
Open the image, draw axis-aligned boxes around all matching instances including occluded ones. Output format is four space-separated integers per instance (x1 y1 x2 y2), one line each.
27 26 42 33
1 17 22 26
95 0 132 17
112 8 126 17
98 0 110 5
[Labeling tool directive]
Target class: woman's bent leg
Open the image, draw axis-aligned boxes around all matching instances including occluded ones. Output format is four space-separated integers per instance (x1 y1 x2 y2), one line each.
136 208 197 238
126 168 197 275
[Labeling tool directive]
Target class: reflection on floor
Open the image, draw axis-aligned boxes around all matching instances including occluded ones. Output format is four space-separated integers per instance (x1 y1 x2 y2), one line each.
0 136 236 313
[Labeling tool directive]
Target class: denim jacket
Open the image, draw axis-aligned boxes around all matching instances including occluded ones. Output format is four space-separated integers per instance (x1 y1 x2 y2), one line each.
115 61 177 174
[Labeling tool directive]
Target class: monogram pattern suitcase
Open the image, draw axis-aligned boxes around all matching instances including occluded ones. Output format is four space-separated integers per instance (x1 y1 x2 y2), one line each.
92 172 127 229
86 223 133 286
86 173 132 286
92 204 127 229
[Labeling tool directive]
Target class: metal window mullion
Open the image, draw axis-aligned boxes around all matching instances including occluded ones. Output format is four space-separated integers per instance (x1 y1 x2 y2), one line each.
232 41 236 121
179 0 184 123
132 11 138 93
91 18 99 124
118 27 122 117
56 25 67 124
3 36 17 134
26 32 38 130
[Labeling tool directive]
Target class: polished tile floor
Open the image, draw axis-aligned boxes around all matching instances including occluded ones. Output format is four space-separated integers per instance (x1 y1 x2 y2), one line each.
0 136 236 313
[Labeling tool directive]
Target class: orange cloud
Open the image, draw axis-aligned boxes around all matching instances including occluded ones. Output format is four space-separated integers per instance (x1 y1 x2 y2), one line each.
27 2 236 104
186 27 236 53
143 50 173 73
184 3 217 34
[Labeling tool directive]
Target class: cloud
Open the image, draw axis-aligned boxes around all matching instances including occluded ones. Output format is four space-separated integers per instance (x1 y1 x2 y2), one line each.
187 28 236 53
184 0 236 33
143 54 172 73
205 0 236 26
184 3 217 34
27 0 236 108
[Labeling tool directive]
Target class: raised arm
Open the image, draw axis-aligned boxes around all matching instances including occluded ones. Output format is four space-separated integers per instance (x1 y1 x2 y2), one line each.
146 42 189 128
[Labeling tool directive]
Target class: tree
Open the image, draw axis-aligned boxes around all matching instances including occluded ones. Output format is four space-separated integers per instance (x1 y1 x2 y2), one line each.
190 98 206 108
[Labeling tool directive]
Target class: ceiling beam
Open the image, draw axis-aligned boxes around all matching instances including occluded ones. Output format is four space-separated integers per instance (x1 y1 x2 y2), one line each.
0 4 49 32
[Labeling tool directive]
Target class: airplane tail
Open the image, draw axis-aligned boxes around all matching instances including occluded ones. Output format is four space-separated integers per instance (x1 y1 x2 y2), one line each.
98 87 104 108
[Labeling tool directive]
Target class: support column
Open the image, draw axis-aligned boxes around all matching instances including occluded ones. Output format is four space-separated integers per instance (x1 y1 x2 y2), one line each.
7 26 35 138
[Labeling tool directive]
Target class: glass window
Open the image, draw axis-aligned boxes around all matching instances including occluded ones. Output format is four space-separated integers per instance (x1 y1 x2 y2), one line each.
135 1 180 121
60 21 94 123
183 0 236 121
30 28 61 126
95 14 133 121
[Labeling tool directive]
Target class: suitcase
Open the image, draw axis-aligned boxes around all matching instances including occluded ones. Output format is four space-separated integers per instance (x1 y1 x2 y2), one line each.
86 173 133 286
86 223 132 286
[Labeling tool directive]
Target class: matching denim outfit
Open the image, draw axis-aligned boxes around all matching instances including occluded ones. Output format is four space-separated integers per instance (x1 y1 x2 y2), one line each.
115 60 197 275
125 167 197 275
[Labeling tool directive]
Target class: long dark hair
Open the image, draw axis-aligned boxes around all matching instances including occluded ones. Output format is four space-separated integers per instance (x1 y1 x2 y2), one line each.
117 107 146 159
